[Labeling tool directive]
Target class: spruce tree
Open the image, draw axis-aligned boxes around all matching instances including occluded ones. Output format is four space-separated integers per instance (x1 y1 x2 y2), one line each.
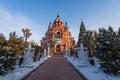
0 33 8 74
77 21 97 57
0 32 25 75
8 32 24 56
95 26 120 75
77 21 86 47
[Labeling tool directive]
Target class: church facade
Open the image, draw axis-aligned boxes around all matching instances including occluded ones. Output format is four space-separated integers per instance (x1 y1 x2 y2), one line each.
41 15 75 55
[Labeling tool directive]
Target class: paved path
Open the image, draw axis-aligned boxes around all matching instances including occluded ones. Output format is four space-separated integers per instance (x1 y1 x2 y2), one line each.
22 55 87 80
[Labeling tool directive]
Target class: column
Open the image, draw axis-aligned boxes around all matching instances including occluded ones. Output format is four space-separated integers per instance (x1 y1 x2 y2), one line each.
65 44 68 57
47 43 51 57
68 48 70 57
44 48 47 58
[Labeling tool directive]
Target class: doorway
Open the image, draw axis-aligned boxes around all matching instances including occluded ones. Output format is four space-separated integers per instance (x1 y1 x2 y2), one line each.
56 45 61 54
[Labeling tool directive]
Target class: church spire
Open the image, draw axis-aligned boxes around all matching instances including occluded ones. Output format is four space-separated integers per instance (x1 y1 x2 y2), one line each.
55 12 61 20
65 21 68 26
49 21 52 26
57 12 60 18
48 21 52 29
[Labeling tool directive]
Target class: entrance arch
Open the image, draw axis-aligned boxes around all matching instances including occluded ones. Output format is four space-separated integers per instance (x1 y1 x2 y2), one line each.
56 44 61 54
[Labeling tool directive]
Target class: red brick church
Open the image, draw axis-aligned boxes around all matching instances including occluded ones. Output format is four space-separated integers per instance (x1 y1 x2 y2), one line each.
41 14 75 55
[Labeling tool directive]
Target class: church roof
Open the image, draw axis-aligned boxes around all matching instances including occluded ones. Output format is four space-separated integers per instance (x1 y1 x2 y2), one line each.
55 14 61 20
53 14 63 25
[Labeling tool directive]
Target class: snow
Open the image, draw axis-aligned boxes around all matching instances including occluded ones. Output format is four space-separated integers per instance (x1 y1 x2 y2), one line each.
66 57 120 80
23 48 35 65
0 56 5 59
0 64 2 67
0 57 47 80
106 41 110 44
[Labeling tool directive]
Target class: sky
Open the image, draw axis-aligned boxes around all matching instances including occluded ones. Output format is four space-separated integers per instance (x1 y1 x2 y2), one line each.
0 0 120 44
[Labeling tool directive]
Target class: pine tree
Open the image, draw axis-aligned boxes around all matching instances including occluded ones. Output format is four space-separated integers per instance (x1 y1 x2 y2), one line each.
0 32 25 75
77 21 86 47
32 43 44 61
84 31 95 57
95 26 120 75
0 33 8 74
77 21 98 57
8 32 24 56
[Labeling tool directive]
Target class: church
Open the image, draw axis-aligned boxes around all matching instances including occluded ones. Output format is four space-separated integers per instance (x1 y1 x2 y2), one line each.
41 14 75 55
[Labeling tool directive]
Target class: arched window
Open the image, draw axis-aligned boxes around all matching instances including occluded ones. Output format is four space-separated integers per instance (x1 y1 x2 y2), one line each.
56 31 61 38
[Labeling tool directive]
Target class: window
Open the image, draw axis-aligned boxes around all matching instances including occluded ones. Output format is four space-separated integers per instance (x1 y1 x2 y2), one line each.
59 22 61 25
56 31 61 38
56 22 58 25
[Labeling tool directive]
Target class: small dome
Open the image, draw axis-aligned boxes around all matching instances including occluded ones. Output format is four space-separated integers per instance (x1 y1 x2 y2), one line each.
54 14 63 22
56 14 61 20
53 14 64 26
48 21 53 29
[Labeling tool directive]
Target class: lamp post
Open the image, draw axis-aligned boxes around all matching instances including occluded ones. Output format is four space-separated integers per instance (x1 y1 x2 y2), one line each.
22 28 32 47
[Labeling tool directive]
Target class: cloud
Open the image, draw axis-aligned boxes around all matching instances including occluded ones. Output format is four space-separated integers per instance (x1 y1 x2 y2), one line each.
0 7 41 44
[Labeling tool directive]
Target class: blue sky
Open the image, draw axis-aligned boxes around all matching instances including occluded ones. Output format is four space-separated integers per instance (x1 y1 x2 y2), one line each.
0 0 120 44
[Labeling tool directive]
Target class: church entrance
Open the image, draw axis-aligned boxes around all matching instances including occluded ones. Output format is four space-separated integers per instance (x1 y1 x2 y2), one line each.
56 45 61 54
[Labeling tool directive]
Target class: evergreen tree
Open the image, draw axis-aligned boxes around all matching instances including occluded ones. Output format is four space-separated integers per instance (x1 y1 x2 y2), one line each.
95 26 120 75
0 33 8 74
32 43 44 61
77 21 86 47
0 32 25 75
84 31 96 57
77 21 98 57
8 32 24 56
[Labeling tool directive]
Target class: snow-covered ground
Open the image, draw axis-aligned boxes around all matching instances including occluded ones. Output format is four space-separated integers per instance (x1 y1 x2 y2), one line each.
66 57 120 80
0 57 47 80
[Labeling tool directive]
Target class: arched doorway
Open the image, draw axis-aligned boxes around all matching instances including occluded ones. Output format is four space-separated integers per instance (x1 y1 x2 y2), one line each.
56 44 61 54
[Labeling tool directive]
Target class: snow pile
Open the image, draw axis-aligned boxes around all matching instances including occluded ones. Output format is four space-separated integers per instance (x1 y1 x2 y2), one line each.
23 48 35 65
67 57 120 80
0 57 47 80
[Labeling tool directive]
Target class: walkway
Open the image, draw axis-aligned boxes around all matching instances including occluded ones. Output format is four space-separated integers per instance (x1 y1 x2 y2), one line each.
22 55 86 80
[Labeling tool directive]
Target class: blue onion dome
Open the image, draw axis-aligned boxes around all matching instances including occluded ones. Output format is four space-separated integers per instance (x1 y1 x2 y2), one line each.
53 14 64 27
56 14 61 20
48 21 52 29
